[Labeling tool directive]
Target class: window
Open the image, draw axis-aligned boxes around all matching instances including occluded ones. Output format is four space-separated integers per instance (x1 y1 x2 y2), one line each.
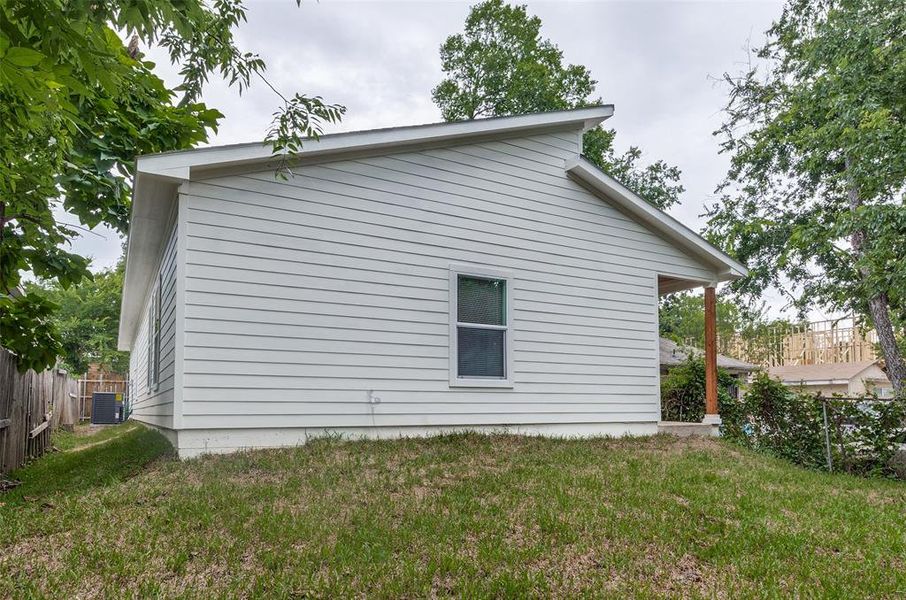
147 275 162 391
450 267 513 387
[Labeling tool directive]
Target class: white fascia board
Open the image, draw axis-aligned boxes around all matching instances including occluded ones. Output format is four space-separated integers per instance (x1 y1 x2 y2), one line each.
137 162 191 182
783 379 849 386
565 157 748 281
135 106 614 178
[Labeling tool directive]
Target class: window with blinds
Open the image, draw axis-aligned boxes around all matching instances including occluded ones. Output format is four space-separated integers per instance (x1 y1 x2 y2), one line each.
450 268 513 386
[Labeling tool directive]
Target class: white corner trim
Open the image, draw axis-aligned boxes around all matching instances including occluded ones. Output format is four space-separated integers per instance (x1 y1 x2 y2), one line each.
173 190 189 430
564 157 748 281
651 273 664 421
448 264 515 388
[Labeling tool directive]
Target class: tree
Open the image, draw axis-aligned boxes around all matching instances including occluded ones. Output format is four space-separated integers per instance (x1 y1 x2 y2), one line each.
659 292 752 349
0 0 344 371
706 0 906 393
432 0 684 210
658 292 794 366
27 258 129 375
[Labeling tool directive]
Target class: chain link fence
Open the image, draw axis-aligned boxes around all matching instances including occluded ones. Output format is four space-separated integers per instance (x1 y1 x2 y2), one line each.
818 396 906 475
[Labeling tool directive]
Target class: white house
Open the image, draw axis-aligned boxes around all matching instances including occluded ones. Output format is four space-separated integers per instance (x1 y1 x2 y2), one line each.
768 361 894 398
117 106 747 458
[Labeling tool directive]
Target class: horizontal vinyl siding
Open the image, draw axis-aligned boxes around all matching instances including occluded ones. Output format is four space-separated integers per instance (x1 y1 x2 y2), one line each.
180 130 716 429
129 220 178 429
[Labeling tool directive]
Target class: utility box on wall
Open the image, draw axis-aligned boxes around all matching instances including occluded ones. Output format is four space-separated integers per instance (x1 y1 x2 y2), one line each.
90 392 123 425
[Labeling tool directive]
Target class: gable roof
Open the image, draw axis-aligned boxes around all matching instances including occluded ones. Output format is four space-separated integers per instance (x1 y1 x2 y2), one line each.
565 157 748 279
768 361 885 384
119 105 747 349
136 106 615 182
659 338 759 373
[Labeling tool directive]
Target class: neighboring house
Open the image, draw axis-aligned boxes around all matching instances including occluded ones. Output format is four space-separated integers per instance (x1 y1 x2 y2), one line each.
659 337 758 398
117 106 747 458
658 337 758 377
768 361 893 398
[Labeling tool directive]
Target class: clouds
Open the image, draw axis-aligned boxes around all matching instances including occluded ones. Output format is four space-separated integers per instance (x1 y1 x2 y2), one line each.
73 0 787 302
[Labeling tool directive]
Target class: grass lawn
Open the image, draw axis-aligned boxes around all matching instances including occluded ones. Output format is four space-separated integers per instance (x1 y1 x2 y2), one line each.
1 424 904 598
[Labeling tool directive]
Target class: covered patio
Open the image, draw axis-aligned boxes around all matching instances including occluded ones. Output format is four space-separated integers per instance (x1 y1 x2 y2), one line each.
657 276 726 436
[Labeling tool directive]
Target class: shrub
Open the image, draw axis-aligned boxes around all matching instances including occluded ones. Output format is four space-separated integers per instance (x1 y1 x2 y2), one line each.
823 398 906 477
890 447 906 480
720 372 906 478
660 357 736 423
723 373 826 469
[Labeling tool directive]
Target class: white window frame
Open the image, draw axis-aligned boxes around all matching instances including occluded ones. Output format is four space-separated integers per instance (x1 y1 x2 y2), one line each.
875 385 893 398
449 264 514 388
147 273 162 392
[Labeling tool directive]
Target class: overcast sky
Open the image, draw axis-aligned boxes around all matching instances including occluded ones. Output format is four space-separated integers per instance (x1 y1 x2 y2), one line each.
75 0 817 316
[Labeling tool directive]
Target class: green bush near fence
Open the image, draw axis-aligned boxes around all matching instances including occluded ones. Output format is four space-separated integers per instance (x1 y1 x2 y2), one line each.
721 374 828 469
661 359 906 478
721 372 906 478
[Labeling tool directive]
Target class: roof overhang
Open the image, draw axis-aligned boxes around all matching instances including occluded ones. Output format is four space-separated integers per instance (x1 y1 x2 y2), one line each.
137 106 615 182
565 157 748 283
118 107 615 350
117 171 179 350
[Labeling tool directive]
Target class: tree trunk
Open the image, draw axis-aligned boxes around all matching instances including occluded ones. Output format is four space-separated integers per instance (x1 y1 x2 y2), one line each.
845 159 906 395
867 293 906 395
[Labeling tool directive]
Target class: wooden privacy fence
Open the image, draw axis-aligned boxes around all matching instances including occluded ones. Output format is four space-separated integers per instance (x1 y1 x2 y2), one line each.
0 348 79 475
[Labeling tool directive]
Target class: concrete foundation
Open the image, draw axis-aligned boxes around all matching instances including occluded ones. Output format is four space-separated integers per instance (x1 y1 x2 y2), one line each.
658 421 720 437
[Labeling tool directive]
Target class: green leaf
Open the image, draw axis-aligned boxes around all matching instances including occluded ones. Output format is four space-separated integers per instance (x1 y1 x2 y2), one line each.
1 0 337 369
431 0 681 210
4 47 45 67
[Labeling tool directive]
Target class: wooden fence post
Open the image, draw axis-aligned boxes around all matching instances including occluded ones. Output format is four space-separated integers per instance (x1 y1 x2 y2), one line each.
0 348 80 475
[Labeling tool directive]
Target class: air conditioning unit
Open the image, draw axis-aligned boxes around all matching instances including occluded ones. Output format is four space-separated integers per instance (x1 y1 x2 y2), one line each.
90 392 123 424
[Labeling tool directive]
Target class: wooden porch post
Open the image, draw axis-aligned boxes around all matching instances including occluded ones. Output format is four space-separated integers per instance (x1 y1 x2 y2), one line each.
704 285 719 420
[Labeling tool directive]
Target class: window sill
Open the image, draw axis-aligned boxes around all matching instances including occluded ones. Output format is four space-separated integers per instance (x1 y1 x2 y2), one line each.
449 379 514 389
